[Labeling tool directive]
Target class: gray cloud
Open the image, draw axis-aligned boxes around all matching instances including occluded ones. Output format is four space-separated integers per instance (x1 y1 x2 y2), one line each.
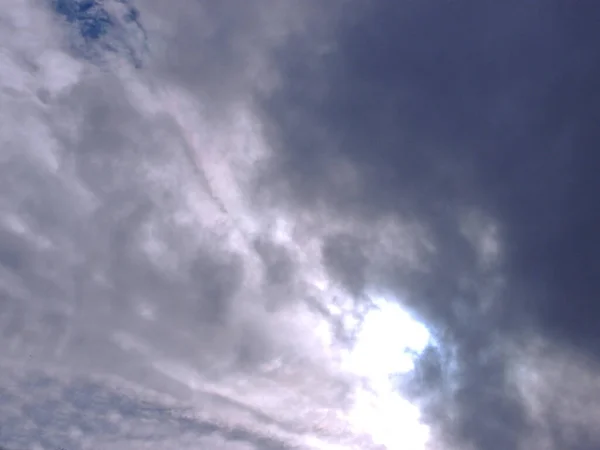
321 232 368 297
1 2 380 448
253 1 600 448
3 0 600 449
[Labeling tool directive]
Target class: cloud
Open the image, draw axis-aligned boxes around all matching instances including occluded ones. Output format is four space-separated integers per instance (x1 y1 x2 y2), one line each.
253 1 600 448
0 359 306 450
0 1 382 447
3 0 600 449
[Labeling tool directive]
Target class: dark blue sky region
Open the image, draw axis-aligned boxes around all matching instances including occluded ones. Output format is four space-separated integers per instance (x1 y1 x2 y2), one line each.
52 0 146 66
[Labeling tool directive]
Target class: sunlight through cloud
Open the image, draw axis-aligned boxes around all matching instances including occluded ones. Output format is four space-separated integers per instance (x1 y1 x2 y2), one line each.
343 296 432 449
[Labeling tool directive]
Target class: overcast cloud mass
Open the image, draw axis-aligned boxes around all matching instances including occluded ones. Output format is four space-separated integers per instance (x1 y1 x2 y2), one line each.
1 1 600 449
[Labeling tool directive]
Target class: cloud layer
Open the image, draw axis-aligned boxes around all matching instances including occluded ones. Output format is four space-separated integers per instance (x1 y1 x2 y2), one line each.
254 2 600 448
2 1 600 449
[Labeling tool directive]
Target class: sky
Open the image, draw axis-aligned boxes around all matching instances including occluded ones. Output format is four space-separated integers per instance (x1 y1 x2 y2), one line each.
2 0 600 449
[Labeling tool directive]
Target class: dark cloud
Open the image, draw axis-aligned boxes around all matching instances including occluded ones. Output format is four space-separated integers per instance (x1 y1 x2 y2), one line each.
253 237 295 287
189 248 245 325
321 232 368 297
256 1 600 448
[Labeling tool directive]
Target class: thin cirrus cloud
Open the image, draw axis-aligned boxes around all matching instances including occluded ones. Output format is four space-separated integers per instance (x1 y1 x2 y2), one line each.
2 1 600 449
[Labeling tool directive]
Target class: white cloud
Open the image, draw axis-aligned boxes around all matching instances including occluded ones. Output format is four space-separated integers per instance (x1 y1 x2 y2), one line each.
0 1 439 448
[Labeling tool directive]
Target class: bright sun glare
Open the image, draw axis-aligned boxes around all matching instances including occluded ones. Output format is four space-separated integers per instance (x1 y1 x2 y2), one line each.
343 297 432 449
